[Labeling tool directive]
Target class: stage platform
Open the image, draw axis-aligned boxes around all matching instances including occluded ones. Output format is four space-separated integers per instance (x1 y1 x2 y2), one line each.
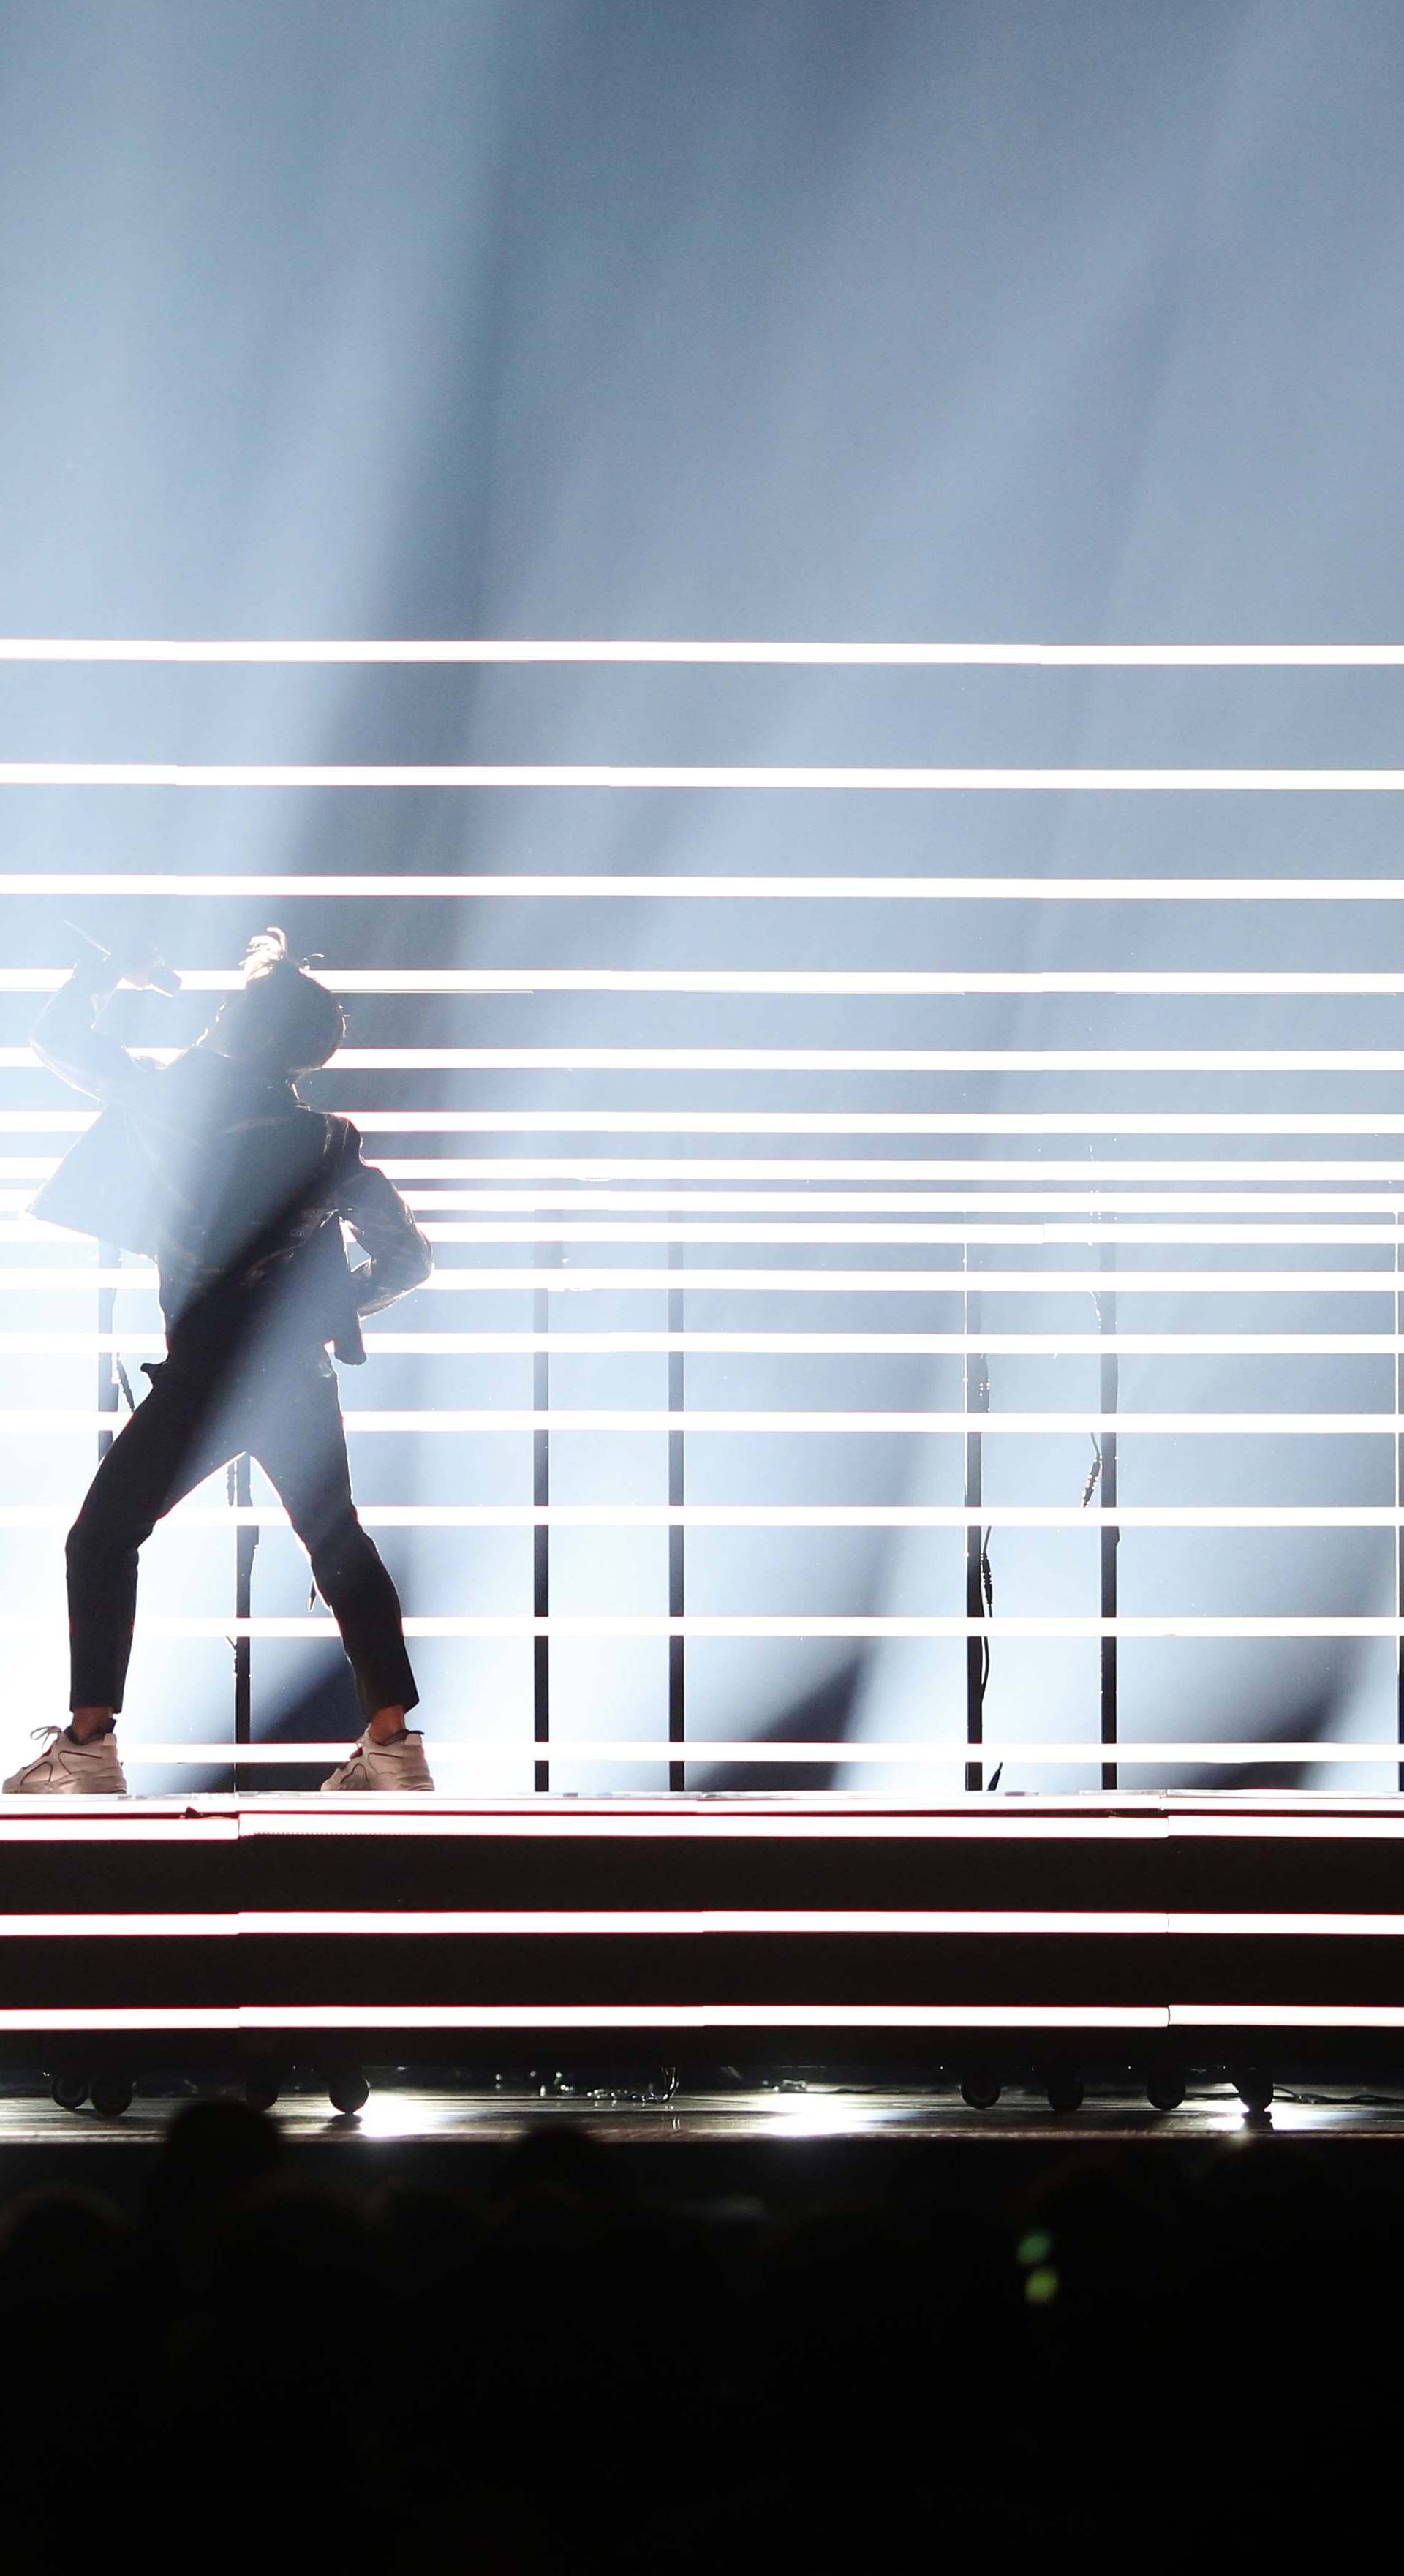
1 1790 1403 2096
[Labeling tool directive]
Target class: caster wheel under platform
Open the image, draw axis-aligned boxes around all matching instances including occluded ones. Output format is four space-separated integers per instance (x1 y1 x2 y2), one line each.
1145 2069 1187 2112
327 2069 370 2115
88 2074 135 2119
244 2061 290 2114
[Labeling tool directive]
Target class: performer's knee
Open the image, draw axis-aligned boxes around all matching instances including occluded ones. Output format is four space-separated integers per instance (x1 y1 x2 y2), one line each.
67 1500 147 1575
305 1510 380 1600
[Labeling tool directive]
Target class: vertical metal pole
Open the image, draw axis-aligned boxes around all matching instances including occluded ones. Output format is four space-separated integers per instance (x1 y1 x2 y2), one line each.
1395 1223 1402 1793
963 1272 986 1791
1099 1247 1120 1793
533 1253 551 1792
229 1451 254 1749
1381 1225 1391 1793
97 1244 120 1462
668 1246 685 1791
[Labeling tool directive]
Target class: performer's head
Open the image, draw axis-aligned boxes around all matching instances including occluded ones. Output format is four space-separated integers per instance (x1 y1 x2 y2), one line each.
204 929 346 1075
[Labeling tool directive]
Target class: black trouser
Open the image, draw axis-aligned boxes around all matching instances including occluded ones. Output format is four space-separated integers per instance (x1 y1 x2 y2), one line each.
66 1343 418 1721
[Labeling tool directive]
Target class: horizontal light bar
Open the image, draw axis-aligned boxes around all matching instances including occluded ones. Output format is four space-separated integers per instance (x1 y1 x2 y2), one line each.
21 1108 1404 1136
22 1044 1404 1073
390 1193 1404 1215
230 1809 1373 1840
10 1503 1404 1532
11 761 1404 791
0 2006 1171 2035
4 1908 1401 1935
13 1218 1404 1250
13 1614 1404 1642
25 1155 1404 1186
431 1232 1404 1263
10 1187 1404 1221
4 1407 1401 1434
6 1267 1404 1299
5 869 1404 901
98 1740 1404 1764
339 1049 1404 1072
342 1114 1404 1138
240 1160 1404 1187
0 1908 1170 1935
4 1800 1390 1836
7 638 1404 666
302 1159 1404 1185
23 964 1404 996
0 2001 1392 2034
10 1328 1404 1357
0 1808 1162 1837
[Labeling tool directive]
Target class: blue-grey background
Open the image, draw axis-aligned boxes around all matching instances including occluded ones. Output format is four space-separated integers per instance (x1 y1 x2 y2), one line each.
1 0 1403 1789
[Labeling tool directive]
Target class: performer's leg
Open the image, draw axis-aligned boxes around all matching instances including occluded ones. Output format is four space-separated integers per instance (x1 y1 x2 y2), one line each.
252 1364 421 1735
65 1362 241 1727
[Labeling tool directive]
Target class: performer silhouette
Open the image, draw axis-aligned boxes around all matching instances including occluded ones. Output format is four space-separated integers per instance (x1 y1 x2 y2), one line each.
4 930 434 1795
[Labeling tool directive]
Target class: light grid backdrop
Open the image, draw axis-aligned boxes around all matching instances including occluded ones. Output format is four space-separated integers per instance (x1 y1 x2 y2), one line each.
3 0 1404 1795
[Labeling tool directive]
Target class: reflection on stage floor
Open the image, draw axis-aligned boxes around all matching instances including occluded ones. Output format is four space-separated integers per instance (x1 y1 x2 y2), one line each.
4 2076 1404 2147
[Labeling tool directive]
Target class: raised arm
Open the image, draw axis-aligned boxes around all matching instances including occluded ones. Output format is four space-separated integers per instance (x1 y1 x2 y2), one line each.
329 1121 434 1314
32 952 170 1108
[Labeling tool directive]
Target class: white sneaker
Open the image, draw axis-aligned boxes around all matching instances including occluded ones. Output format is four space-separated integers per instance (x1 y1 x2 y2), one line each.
3 1726 128 1795
320 1731 435 1792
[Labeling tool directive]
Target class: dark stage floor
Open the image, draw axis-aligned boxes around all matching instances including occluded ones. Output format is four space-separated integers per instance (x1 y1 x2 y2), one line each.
6 2077 1404 2147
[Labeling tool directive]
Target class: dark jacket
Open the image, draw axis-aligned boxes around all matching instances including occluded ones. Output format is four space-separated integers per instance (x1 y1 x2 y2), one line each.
30 970 432 1364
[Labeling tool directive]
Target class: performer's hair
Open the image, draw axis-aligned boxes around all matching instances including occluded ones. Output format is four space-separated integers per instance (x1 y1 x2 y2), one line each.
226 927 346 1073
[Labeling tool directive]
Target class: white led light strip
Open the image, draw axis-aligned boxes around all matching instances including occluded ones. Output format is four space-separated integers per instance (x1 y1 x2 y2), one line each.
1 1406 1396 1434
4 1909 1399 1937
92 1739 1404 1764
10 1220 1404 1249
1 1614 1400 1641
15 1044 1404 1073
401 1193 1404 1216
7 1503 1404 1532
0 870 1391 902
0 2003 1395 2035
0 2006 1172 2035
5 638 1404 665
11 760 1404 791
217 1809 1404 1840
2 869 1404 902
8 1329 1404 1359
18 964 1404 997
15 1187 1404 1220
6 1267 1404 1298
15 1163 1404 1187
15 1108 1404 1135
416 1224 1404 1247
0 1909 1167 1935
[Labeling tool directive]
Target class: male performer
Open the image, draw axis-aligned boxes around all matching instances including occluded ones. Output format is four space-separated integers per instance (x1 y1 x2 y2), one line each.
4 929 435 1795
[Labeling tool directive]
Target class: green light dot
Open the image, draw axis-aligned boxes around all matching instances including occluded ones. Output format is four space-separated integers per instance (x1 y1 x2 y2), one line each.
1016 2229 1053 2267
1024 2267 1060 2306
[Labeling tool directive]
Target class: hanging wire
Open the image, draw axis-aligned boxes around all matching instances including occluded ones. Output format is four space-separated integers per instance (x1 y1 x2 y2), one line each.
1082 1288 1105 1505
